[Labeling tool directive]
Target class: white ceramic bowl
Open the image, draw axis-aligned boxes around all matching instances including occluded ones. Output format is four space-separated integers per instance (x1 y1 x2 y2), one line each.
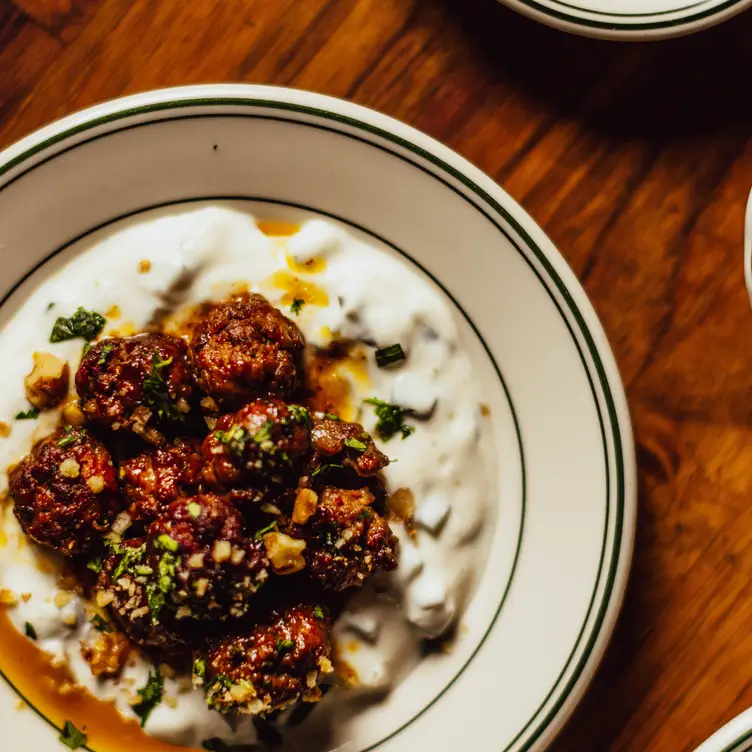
496 0 752 40
0 85 636 752
694 708 752 752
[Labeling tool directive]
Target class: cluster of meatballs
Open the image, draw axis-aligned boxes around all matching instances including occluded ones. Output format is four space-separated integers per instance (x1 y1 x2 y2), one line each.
8 292 399 718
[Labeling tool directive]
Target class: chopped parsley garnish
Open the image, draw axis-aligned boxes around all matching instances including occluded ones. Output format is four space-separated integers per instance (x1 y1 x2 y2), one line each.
50 307 105 343
254 520 278 539
133 668 164 727
214 424 249 458
290 298 305 316
202 739 231 752
324 413 339 421
289 404 311 426
193 657 207 681
357 508 374 521
24 622 37 640
142 352 183 423
311 462 343 478
97 343 114 366
59 720 87 749
156 534 179 553
252 420 274 445
111 542 146 580
147 551 177 621
58 426 83 448
91 614 111 633
15 407 39 420
313 605 325 620
375 343 406 368
364 398 415 441
276 637 294 652
344 437 367 452
87 557 102 574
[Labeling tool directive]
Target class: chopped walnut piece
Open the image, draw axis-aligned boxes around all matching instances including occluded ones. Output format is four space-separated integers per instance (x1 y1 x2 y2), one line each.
264 532 307 575
81 631 130 677
387 487 414 523
292 488 318 525
24 352 69 410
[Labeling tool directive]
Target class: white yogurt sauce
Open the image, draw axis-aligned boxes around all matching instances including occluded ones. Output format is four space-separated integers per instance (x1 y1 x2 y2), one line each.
0 203 495 748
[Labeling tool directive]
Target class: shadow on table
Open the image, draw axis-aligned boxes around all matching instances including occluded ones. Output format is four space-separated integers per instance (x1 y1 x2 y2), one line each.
437 0 752 138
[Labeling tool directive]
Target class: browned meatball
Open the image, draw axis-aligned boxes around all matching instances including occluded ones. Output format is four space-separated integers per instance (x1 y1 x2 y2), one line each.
291 486 398 591
95 538 190 655
76 333 195 442
120 438 203 526
9 427 120 555
309 415 389 479
201 604 333 715
202 399 310 494
146 494 269 623
188 293 305 406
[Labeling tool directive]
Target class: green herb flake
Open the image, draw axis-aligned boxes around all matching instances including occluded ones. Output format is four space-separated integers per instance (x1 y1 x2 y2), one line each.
364 397 415 442
344 437 367 452
143 352 183 423
133 668 164 727
214 424 249 458
86 557 102 574
193 657 207 681
58 426 82 449
252 420 274 445
90 614 111 633
15 407 39 420
323 413 339 421
289 404 311 426
156 534 179 553
24 622 37 640
254 520 278 540
276 637 294 652
187 502 202 519
97 343 114 366
202 739 231 752
112 542 146 580
311 462 343 478
313 605 325 620
290 299 305 316
50 307 105 343
375 343 406 368
59 720 87 750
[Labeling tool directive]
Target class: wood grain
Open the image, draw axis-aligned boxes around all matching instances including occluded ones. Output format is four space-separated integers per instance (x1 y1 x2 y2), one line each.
1 1 752 749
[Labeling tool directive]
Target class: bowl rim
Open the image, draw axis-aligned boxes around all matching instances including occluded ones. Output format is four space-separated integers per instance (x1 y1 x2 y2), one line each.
0 84 638 751
493 0 752 40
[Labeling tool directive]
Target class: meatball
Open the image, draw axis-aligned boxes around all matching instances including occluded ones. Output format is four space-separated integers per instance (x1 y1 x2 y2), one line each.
121 438 203 526
9 427 120 555
188 293 305 406
292 486 398 591
76 333 195 442
145 494 269 623
202 604 333 715
95 538 190 655
309 416 389 479
202 399 310 493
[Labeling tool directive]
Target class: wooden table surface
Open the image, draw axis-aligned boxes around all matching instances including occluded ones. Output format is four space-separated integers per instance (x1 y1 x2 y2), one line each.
1 1 751 750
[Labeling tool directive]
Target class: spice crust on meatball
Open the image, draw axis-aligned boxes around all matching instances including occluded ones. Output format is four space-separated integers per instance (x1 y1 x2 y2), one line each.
291 485 398 591
188 293 305 406
201 604 333 715
76 333 195 443
202 399 310 493
121 437 203 526
145 494 270 623
9 427 120 555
